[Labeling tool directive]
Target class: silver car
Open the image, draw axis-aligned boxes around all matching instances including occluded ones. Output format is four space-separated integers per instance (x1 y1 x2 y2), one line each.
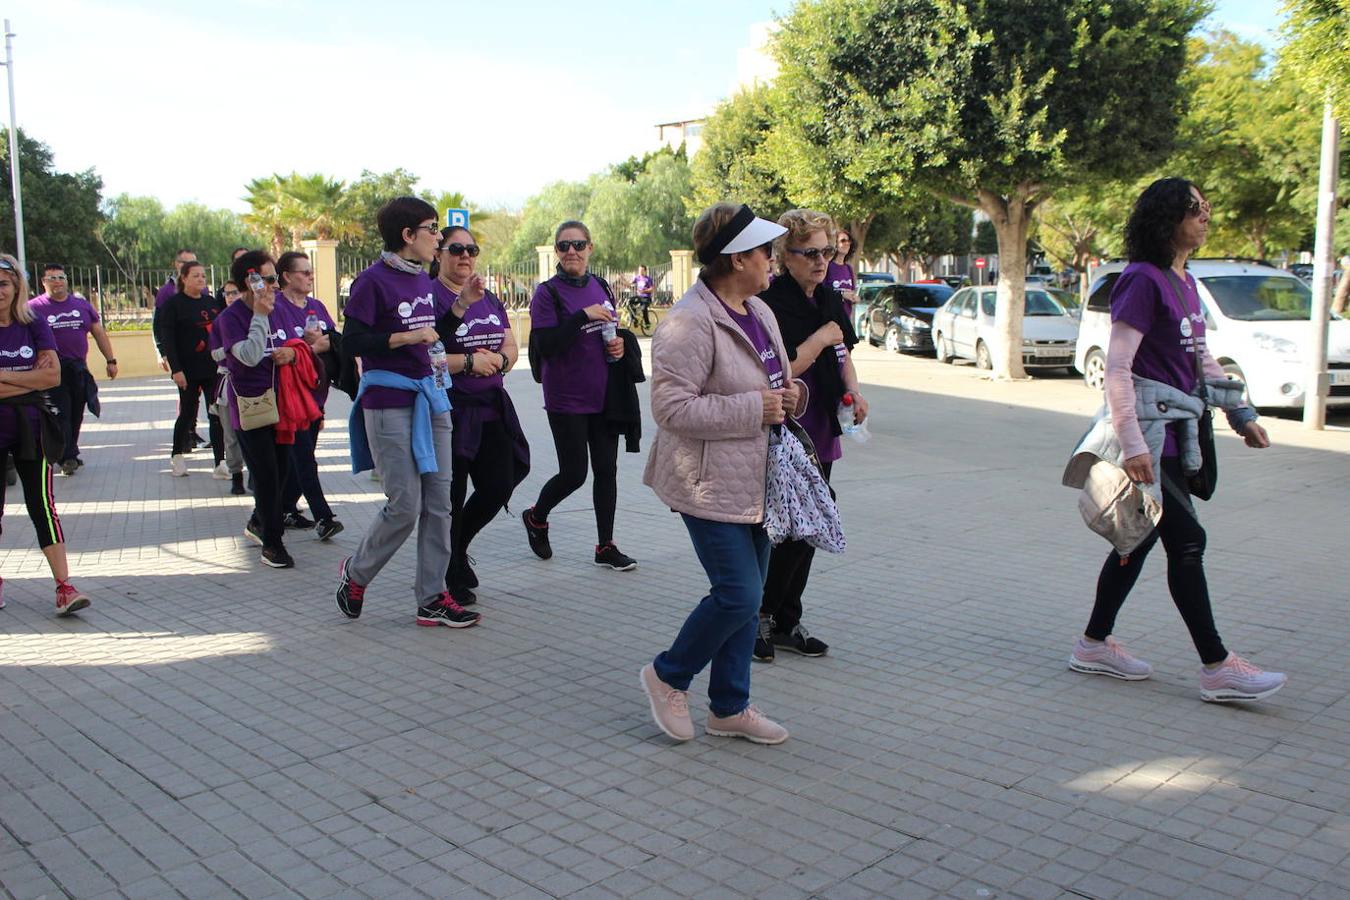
931 286 1078 370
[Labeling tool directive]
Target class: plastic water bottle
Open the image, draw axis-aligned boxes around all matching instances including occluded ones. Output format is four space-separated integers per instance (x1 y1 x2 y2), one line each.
601 321 618 363
304 312 321 333
246 269 266 295
838 394 871 443
428 340 450 389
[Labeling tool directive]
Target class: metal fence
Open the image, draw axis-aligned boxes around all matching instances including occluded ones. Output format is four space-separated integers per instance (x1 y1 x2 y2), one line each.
22 262 231 329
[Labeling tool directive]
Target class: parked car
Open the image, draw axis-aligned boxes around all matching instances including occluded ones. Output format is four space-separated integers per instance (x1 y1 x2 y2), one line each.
1288 263 1314 283
1075 259 1350 408
931 286 1078 370
937 275 968 289
857 271 897 285
864 283 954 354
852 281 892 337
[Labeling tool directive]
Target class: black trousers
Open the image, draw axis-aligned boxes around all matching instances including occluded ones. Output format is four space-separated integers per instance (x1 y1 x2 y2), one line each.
49 362 87 463
236 424 289 550
0 451 63 548
760 460 833 632
282 420 333 521
533 411 619 545
1086 455 1227 664
450 419 517 560
174 376 223 462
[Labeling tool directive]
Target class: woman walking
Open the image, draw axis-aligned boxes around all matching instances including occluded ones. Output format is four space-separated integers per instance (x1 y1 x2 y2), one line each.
431 227 529 603
1068 177 1286 702
754 210 868 662
334 197 480 628
826 227 859 322
215 250 298 569
273 251 342 541
0 253 91 614
640 203 802 744
522 220 636 571
154 260 224 477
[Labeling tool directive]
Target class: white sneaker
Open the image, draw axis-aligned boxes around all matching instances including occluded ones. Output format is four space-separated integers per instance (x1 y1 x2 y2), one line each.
170 454 188 477
212 461 230 480
1200 653 1287 703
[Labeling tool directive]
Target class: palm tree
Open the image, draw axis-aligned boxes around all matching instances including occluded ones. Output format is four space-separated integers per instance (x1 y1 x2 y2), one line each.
242 175 290 257
282 173 363 245
423 190 492 234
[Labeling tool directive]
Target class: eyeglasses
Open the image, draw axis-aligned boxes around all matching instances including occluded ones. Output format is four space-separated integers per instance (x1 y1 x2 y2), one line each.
556 240 590 253
785 246 837 262
261 274 279 285
0 260 15 272
440 243 480 257
43 274 68 282
757 242 774 258
413 223 440 235
223 289 242 297
1185 197 1211 218
288 268 314 276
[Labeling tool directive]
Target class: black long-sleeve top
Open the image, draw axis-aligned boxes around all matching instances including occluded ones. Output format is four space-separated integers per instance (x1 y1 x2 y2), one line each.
154 291 224 381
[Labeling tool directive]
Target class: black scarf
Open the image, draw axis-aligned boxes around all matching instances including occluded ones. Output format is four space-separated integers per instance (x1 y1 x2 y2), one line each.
758 275 855 436
555 264 590 288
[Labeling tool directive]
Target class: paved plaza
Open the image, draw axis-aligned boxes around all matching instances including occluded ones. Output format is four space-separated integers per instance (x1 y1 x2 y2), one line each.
1 344 1349 899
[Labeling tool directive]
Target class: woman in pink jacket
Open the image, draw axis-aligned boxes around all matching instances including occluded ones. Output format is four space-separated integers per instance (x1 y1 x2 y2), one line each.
639 203 806 745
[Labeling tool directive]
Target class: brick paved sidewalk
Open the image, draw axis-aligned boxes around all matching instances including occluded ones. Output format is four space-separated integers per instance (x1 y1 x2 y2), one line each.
1 348 1348 899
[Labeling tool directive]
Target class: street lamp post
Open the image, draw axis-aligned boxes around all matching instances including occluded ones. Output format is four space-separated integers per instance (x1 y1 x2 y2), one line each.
1 19 22 272
1304 99 1340 430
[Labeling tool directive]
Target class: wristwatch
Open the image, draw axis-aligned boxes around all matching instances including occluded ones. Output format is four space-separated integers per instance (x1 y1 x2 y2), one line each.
106 358 117 364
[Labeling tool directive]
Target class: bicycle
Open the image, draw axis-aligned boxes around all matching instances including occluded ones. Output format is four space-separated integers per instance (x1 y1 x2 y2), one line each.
619 293 655 336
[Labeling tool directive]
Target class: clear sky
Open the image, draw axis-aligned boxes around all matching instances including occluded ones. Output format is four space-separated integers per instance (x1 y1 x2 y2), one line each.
9 0 1285 214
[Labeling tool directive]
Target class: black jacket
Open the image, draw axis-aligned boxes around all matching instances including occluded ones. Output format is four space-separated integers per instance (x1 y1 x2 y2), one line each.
154 292 223 381
604 328 645 452
758 276 857 437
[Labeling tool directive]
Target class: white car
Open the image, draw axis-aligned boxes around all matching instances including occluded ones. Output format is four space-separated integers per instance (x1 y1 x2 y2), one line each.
931 286 1078 370
1075 260 1350 409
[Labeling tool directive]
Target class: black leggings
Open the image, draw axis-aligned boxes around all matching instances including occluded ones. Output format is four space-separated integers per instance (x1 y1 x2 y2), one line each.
1086 455 1227 664
282 420 333 520
450 419 517 559
174 376 223 462
533 411 618 544
236 424 289 550
0 451 63 548
760 460 832 632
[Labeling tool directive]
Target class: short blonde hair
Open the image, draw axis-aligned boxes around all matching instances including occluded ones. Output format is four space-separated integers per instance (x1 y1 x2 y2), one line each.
0 253 33 324
692 202 743 282
773 209 836 275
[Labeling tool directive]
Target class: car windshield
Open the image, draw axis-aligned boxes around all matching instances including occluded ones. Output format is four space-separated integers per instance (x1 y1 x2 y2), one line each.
979 290 1067 317
1201 275 1314 321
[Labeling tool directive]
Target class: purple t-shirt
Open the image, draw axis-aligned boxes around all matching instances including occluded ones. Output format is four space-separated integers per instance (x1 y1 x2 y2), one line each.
433 281 508 396
215 300 283 427
718 299 784 390
0 316 57 449
344 261 449 409
1111 262 1207 456
633 274 653 297
155 280 177 309
271 292 338 410
530 276 614 415
29 294 99 361
826 261 855 320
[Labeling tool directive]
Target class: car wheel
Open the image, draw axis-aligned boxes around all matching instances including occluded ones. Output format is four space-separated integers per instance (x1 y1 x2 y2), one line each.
1221 361 1250 405
975 340 992 370
1083 348 1106 391
884 326 902 354
934 331 950 363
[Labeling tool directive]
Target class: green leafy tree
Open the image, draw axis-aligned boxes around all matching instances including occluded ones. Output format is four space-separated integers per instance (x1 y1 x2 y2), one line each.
98 194 252 291
0 128 104 268
775 0 1206 378
341 168 424 260
1034 185 1133 292
587 153 695 270
503 180 594 268
689 85 792 219
476 208 523 268
242 175 291 257
868 198 972 277
280 173 362 246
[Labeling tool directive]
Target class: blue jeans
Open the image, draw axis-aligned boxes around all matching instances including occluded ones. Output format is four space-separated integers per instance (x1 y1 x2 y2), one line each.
653 515 771 718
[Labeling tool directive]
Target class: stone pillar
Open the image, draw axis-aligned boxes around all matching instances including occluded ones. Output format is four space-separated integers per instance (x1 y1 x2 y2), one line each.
536 244 557 286
301 239 340 310
670 249 694 300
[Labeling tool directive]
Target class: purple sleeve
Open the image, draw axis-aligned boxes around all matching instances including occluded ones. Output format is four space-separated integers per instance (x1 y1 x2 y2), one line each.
154 282 176 308
30 316 56 352
215 307 243 350
84 297 100 325
1109 270 1160 335
343 275 378 327
529 283 558 329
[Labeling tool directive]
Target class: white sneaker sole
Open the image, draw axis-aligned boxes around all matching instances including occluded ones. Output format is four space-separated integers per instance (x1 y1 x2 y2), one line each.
705 724 789 745
56 597 89 617
1068 656 1151 681
1201 681 1286 703
595 560 637 571
639 666 693 741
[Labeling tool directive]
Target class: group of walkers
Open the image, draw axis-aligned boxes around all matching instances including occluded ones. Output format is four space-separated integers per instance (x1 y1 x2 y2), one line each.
0 177 1287 728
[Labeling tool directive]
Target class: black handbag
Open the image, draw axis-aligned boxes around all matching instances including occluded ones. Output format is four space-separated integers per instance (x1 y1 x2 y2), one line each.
1163 270 1217 501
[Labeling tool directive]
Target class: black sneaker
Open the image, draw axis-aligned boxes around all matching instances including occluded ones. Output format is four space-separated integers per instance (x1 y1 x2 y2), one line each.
284 511 315 529
416 593 480 628
315 518 344 541
523 507 552 560
230 472 246 495
594 542 637 571
260 545 295 569
60 459 78 476
752 616 775 663
244 518 263 545
772 624 829 657
335 557 365 618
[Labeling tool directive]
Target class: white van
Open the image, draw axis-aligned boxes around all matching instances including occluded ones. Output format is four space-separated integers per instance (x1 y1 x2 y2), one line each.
1075 259 1350 409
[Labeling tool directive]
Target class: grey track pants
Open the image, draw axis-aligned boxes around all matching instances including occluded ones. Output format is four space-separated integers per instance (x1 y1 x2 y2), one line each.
348 406 454 607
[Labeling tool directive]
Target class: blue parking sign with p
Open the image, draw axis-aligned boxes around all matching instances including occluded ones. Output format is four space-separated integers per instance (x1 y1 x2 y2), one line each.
446 208 470 229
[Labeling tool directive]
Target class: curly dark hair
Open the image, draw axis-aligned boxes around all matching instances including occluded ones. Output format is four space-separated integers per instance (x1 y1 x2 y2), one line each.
1124 177 1204 269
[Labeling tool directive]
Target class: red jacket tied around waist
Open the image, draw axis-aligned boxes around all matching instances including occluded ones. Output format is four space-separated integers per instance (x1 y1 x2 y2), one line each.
276 338 322 444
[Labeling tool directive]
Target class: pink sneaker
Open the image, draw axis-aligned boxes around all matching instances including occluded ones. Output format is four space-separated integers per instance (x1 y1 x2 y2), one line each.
1200 653 1287 703
1069 636 1152 680
705 705 789 745
55 581 89 617
639 663 693 741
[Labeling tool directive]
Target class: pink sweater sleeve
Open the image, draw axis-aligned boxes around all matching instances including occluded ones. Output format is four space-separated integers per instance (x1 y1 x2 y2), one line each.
1105 321 1149 460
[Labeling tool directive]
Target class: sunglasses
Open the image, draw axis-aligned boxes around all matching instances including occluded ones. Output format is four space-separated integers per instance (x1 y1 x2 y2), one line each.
440 242 480 257
260 274 279 285
556 240 590 253
43 274 68 281
757 242 774 257
785 246 837 262
1185 197 1211 218
0 259 15 272
288 268 314 276
413 223 440 235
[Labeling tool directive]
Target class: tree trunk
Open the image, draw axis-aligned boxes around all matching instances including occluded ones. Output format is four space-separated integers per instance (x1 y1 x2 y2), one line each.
979 188 1031 380
1333 268 1350 315
843 214 876 261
